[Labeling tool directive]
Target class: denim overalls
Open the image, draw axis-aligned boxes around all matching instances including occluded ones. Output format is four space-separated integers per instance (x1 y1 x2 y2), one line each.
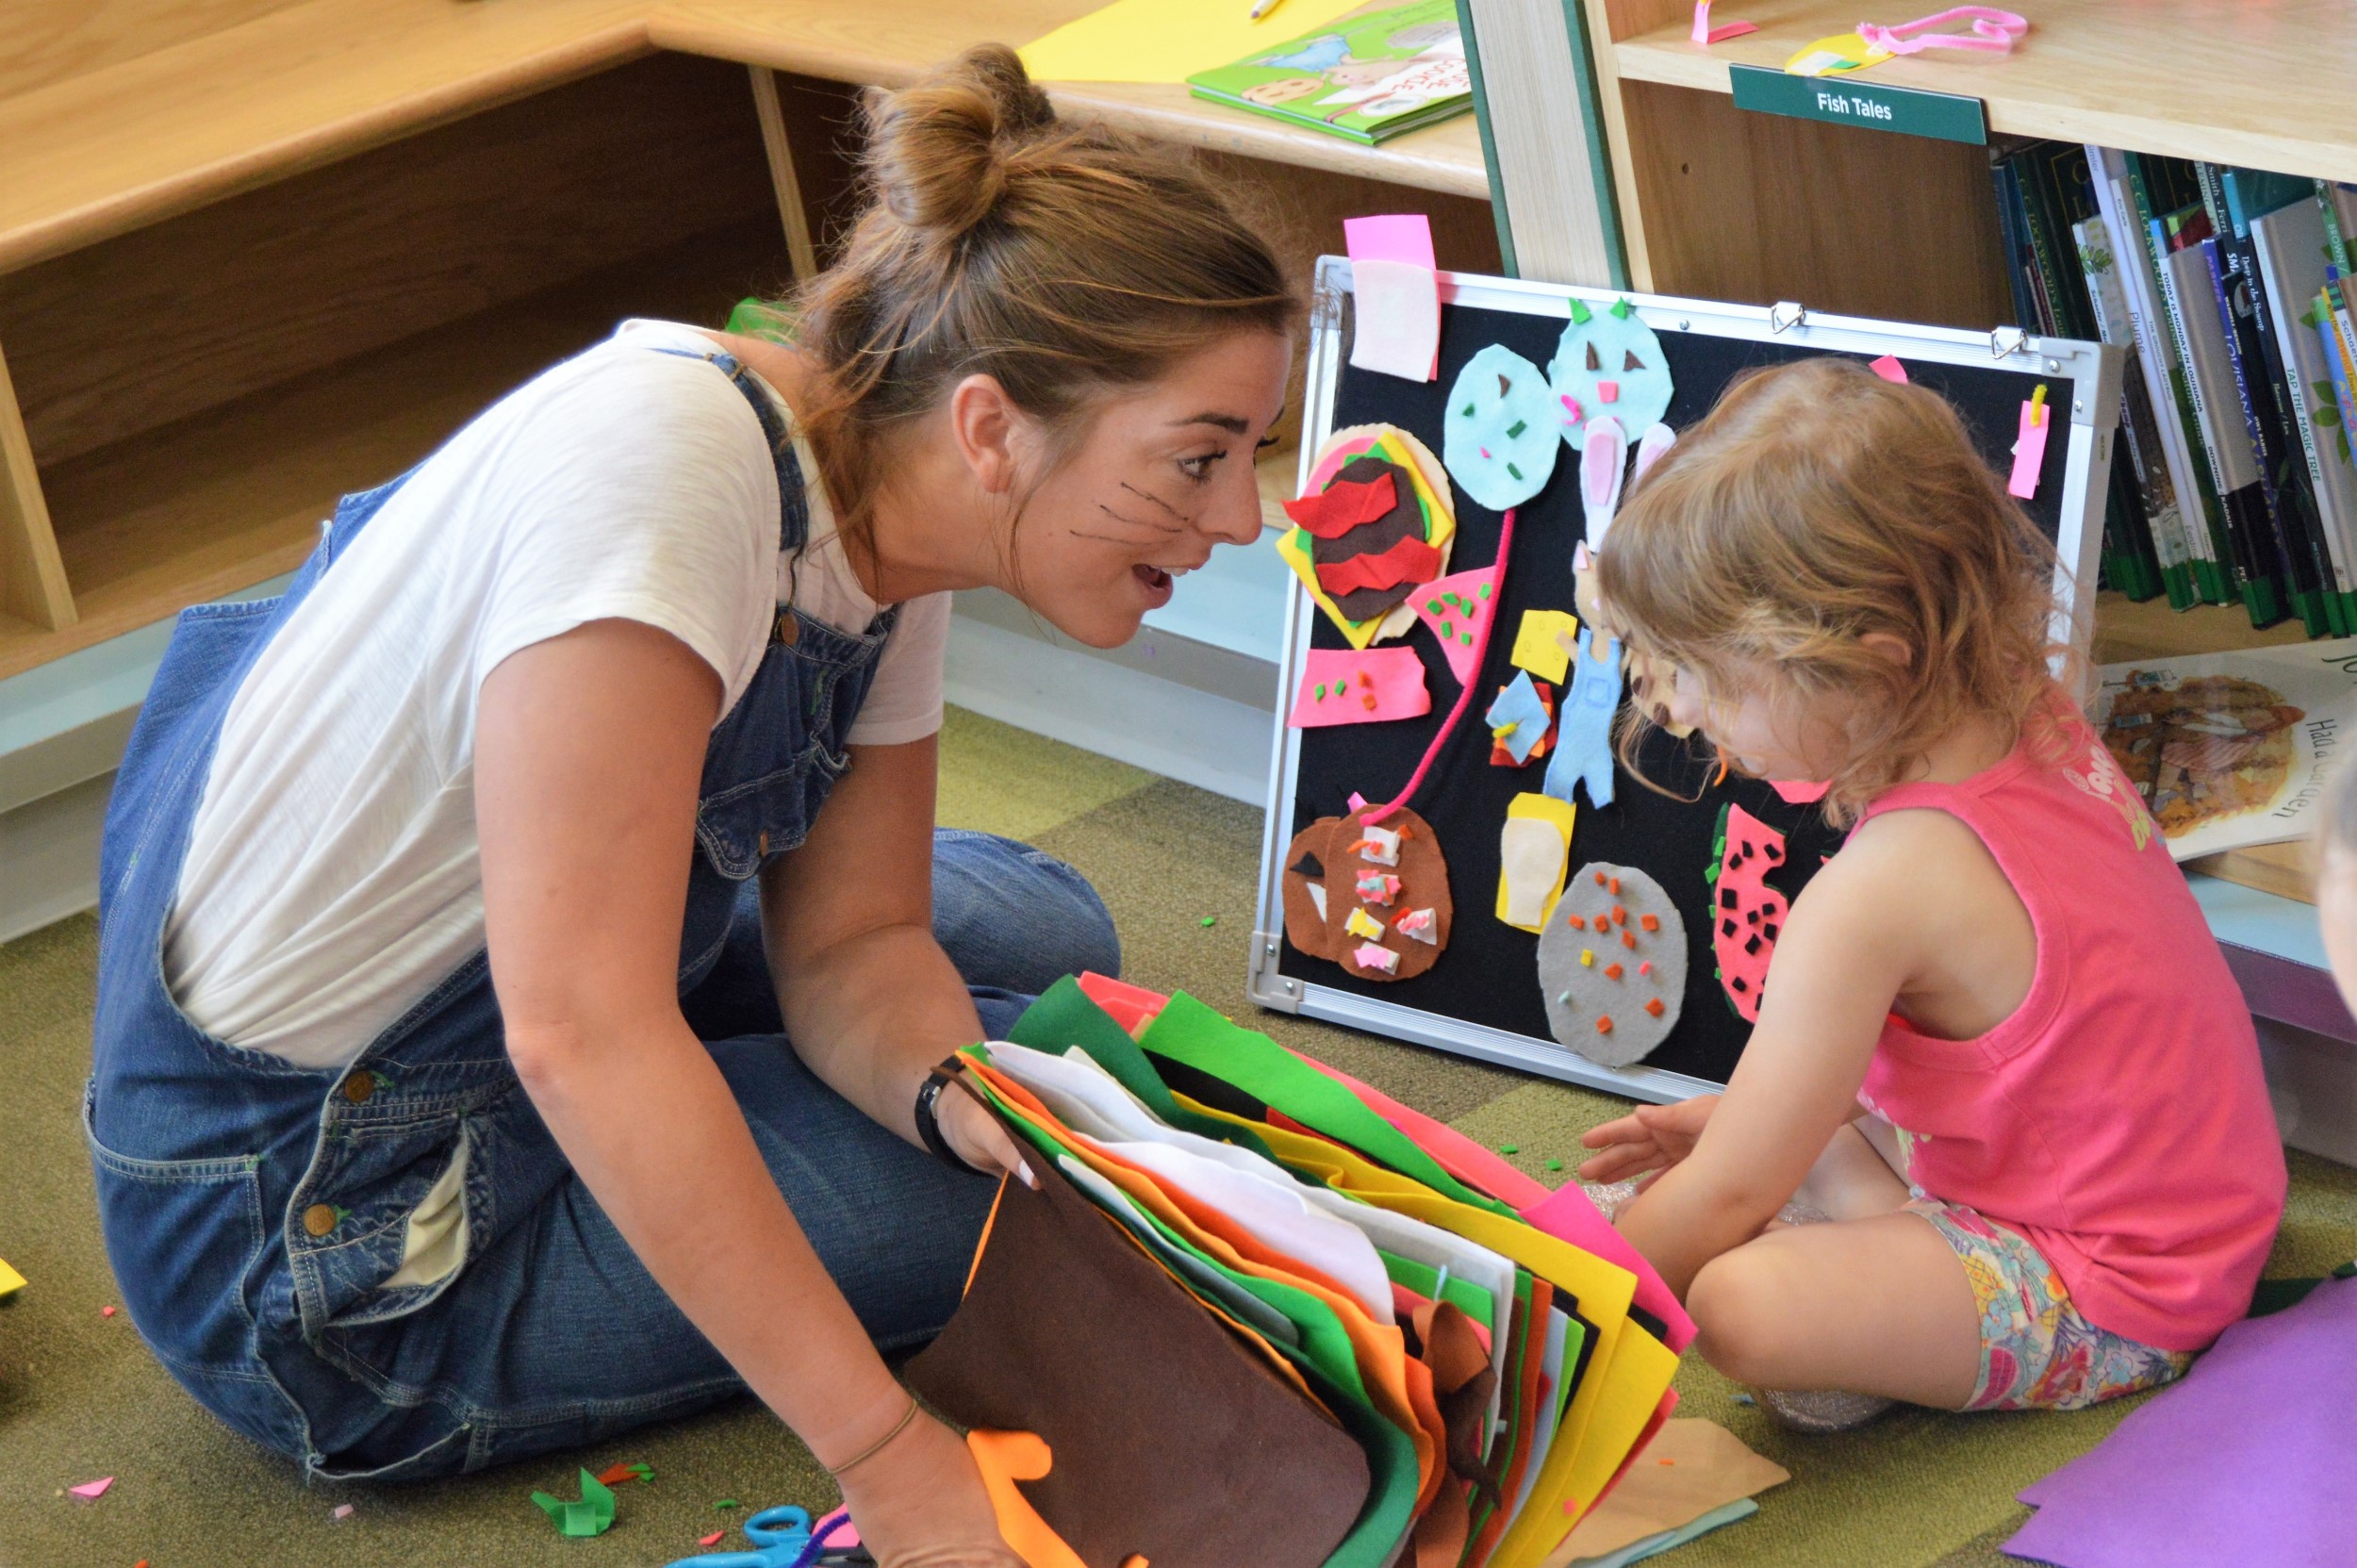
85 343 1117 1480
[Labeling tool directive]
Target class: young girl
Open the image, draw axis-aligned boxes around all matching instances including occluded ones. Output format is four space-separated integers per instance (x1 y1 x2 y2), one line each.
89 45 1293 1565
1577 357 2286 1422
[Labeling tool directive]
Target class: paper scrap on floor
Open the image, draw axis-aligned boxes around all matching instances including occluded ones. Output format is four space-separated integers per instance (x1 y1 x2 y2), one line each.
1541 1418 1788 1564
1018 0 1370 85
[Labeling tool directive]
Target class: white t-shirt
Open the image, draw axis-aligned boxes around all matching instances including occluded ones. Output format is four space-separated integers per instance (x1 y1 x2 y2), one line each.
164 320 949 1069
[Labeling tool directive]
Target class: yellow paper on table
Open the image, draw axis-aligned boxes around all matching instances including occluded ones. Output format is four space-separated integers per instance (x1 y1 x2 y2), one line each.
1179 1099 1680 1568
0 1257 22 1298
1020 0 1373 85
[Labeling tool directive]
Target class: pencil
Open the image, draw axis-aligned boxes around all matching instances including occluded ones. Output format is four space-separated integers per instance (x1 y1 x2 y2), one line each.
1248 0 1287 19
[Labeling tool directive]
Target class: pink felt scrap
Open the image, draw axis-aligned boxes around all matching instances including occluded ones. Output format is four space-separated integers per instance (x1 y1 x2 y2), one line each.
1691 0 1759 43
1343 213 1438 271
2008 393 2051 499
1288 647 1433 729
1409 565 1501 689
1519 1184 1696 1352
1078 971 1171 1037
700 1530 726 1547
332 1503 355 1522
1868 354 1909 384
68 1477 113 1500
1353 942 1400 975
1349 259 1442 383
1299 1056 1550 1209
1595 380 1620 404
1770 779 1831 804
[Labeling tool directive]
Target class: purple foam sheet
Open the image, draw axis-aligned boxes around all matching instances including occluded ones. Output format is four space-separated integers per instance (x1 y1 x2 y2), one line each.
2004 1276 2357 1568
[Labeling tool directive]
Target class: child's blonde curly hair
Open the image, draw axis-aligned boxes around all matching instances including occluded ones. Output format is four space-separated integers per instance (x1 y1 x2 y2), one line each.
1597 356 2070 826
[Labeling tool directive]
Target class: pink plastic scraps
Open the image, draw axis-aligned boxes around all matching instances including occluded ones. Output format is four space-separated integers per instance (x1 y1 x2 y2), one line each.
1868 354 1908 384
1288 646 1433 729
1691 0 1759 44
1858 6 2027 57
68 1477 113 1500
2009 386 2052 499
1409 565 1501 688
1345 214 1440 383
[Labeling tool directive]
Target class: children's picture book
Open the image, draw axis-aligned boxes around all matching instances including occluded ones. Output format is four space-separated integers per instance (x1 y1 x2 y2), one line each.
2093 641 2357 859
1186 0 1471 144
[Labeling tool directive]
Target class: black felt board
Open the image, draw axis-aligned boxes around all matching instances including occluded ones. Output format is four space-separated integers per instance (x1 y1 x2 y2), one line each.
1277 291 2069 1087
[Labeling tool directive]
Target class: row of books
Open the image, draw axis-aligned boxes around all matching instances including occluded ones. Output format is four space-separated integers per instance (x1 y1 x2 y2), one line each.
1992 142 2357 635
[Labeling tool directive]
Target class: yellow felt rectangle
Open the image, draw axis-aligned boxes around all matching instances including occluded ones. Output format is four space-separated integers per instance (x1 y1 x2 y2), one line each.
1496 792 1577 933
1177 1098 1677 1565
1510 610 1580 684
1017 0 1370 86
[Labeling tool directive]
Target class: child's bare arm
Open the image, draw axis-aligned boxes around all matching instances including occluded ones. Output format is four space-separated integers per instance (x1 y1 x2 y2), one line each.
1614 822 1936 1295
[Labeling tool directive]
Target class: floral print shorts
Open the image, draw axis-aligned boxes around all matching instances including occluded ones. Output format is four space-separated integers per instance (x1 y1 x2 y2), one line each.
1904 1198 2193 1411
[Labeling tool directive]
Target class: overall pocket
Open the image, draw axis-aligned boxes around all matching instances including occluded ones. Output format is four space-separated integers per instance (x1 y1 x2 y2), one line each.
82 1086 304 1455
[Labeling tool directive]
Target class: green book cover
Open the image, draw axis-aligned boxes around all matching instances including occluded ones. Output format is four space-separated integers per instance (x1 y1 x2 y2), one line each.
1187 0 1472 145
2128 154 2238 604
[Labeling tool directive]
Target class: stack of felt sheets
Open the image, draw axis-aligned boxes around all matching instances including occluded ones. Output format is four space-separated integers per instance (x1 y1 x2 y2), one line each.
905 975 1690 1568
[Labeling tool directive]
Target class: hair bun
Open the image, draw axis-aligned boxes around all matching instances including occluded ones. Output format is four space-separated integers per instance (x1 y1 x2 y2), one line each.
865 44 1057 239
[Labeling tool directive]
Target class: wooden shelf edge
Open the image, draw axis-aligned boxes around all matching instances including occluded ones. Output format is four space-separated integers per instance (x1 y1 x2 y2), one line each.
2186 841 2316 906
0 7 655 275
649 9 1490 200
1609 31 2357 189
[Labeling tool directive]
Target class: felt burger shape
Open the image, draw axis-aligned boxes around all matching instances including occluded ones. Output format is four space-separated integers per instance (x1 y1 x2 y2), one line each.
1279 807 1451 981
1277 424 1457 648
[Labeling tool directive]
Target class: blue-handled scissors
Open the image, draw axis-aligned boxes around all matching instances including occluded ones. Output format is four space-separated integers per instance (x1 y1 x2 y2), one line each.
662 1505 864 1568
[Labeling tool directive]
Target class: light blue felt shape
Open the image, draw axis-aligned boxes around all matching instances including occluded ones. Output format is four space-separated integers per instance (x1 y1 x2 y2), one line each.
1442 343 1561 511
1485 670 1553 765
1542 628 1622 809
1547 300 1674 450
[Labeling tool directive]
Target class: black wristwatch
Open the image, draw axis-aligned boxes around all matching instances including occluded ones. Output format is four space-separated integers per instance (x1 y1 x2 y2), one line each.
913 1054 989 1176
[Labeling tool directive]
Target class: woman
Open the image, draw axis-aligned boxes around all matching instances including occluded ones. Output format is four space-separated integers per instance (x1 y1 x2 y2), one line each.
87 46 1297 1564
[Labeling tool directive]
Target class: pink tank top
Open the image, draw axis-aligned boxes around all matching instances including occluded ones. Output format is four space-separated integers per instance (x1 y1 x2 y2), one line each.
1854 714 2286 1352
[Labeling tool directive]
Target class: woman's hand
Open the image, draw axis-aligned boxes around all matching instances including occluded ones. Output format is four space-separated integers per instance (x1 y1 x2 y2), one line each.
1576 1095 1718 1184
835 1408 1026 1568
936 1071 1035 1185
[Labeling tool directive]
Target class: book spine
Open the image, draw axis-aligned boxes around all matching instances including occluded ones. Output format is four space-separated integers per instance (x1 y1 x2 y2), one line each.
2252 205 2357 626
2319 306 2357 525
2152 221 2246 592
1991 158 2043 331
2232 206 2346 634
2320 180 2353 274
2125 156 2237 602
2167 238 2284 625
2080 211 2196 605
2203 236 2326 634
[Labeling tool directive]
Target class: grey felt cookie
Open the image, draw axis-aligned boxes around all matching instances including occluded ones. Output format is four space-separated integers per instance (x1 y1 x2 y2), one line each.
1536 861 1686 1067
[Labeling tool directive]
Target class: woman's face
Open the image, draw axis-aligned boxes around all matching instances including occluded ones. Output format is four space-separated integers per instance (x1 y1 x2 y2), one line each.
1003 332 1293 649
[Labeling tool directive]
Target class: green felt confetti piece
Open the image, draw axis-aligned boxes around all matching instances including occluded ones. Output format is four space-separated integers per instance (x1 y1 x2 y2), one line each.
1478 583 1492 599
1569 299 1591 324
1499 1144 1519 1155
1460 632 1474 646
1506 461 1523 480
1460 403 1476 417
1506 420 1527 439
1426 598 1444 614
1546 1158 1563 1172
716 1499 741 1510
1610 297 1634 319
1201 916 1217 928
530 1471 616 1539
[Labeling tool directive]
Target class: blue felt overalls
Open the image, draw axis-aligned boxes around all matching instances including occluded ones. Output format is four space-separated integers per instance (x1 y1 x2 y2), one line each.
85 344 1118 1480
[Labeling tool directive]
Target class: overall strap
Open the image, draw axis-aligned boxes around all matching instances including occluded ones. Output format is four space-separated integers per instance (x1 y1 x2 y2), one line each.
641 344 813 555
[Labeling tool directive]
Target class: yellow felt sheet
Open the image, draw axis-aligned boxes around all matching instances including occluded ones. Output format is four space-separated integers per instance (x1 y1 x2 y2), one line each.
0 1257 22 1297
1510 611 1580 685
1177 1099 1680 1568
1018 0 1373 85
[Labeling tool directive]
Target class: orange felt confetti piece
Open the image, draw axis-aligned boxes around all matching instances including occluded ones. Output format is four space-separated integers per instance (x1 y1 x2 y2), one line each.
1609 876 1622 895
1595 1015 1614 1033
1611 905 1626 926
1593 871 1607 885
1640 914 1659 932
1566 914 1586 929
1645 998 1666 1017
1604 964 1623 980
699 1531 725 1547
1621 931 1637 949
1362 694 1377 710
101 1306 116 1317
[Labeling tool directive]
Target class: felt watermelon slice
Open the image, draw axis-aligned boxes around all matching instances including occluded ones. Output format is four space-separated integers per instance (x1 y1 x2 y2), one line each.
1704 801 1788 1022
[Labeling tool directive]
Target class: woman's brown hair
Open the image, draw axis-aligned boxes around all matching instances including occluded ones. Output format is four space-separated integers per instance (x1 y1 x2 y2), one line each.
1597 356 2069 825
780 45 1300 551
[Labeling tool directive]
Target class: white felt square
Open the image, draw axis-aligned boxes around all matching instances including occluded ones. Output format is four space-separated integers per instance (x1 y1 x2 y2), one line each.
1348 260 1441 383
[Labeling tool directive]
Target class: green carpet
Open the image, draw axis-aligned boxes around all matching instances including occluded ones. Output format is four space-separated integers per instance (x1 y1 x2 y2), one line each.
4 705 2351 1567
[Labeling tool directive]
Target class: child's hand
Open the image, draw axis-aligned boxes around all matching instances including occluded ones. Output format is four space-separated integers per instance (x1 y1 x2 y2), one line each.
1576 1095 1718 1183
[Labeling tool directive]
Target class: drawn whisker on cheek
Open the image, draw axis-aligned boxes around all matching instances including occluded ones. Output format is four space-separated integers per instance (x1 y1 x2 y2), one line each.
1119 481 1195 524
1095 503 1181 535
1070 528 1154 547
